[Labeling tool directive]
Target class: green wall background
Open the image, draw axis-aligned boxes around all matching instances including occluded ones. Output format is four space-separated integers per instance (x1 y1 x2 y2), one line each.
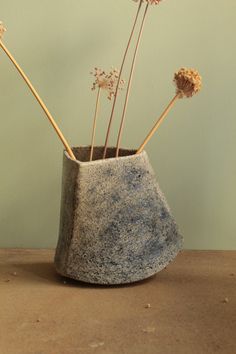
0 0 235 249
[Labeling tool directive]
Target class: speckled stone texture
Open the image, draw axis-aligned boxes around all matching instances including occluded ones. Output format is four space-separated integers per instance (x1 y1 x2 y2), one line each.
54 147 183 284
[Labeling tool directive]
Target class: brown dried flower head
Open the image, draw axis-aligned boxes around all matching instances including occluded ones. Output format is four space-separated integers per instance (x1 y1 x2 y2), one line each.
91 67 125 100
133 0 162 5
174 68 202 98
0 21 6 40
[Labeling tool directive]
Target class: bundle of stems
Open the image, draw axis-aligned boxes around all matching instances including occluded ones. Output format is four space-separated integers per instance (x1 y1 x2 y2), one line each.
1 0 202 165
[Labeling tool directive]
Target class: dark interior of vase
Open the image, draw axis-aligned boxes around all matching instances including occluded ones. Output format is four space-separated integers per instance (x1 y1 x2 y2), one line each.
72 146 137 162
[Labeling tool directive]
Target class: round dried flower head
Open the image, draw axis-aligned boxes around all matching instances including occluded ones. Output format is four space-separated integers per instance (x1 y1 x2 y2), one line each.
91 67 125 100
174 68 202 98
0 21 6 40
133 0 162 5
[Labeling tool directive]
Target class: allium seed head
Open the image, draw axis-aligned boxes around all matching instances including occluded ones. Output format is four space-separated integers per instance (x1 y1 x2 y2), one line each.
174 68 202 98
91 67 125 100
0 21 6 40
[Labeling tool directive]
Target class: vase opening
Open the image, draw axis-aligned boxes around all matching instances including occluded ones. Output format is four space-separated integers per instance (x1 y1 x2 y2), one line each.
70 146 137 163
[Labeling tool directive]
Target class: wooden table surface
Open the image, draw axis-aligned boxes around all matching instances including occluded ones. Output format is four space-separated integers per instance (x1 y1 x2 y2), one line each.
0 249 235 354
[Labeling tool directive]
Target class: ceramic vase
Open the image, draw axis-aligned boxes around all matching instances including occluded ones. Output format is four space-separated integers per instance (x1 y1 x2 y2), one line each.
54 146 183 284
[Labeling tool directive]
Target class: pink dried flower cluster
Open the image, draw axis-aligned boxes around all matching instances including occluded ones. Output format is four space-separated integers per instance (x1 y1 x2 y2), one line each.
0 21 6 39
174 68 202 98
133 0 162 5
91 67 125 100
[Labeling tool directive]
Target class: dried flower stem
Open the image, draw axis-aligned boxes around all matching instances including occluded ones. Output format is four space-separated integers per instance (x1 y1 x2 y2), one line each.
116 2 149 157
0 40 76 160
103 0 143 159
136 93 180 154
90 87 101 161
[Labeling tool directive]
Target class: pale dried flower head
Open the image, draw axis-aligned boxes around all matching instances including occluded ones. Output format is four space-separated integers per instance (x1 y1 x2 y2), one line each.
0 21 6 40
174 68 202 98
133 0 162 5
91 67 125 100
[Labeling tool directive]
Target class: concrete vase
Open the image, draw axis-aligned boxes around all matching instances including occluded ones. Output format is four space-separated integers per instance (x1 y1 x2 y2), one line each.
54 146 183 284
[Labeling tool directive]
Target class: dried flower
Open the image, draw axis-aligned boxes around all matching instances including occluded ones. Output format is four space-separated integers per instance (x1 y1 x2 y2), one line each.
0 21 6 40
91 67 125 100
133 0 162 5
174 68 202 98
137 68 203 154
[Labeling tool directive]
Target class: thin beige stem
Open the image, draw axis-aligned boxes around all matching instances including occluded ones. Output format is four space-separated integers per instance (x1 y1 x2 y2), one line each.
0 40 76 160
102 0 143 159
89 88 101 161
136 93 180 154
116 3 149 158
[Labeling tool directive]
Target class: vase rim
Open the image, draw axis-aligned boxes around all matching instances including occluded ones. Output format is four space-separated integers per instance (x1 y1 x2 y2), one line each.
64 146 147 166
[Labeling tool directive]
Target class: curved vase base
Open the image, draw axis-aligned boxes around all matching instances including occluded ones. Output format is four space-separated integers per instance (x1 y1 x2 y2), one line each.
55 238 183 285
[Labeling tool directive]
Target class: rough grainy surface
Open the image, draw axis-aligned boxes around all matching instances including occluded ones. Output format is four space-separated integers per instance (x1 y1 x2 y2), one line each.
0 249 235 354
55 147 183 284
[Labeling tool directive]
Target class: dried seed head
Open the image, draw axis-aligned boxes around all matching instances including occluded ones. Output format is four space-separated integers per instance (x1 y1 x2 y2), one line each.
0 21 6 40
133 0 162 5
91 67 125 100
174 68 202 98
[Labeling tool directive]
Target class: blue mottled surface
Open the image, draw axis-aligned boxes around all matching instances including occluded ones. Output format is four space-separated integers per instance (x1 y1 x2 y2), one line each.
55 147 183 284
